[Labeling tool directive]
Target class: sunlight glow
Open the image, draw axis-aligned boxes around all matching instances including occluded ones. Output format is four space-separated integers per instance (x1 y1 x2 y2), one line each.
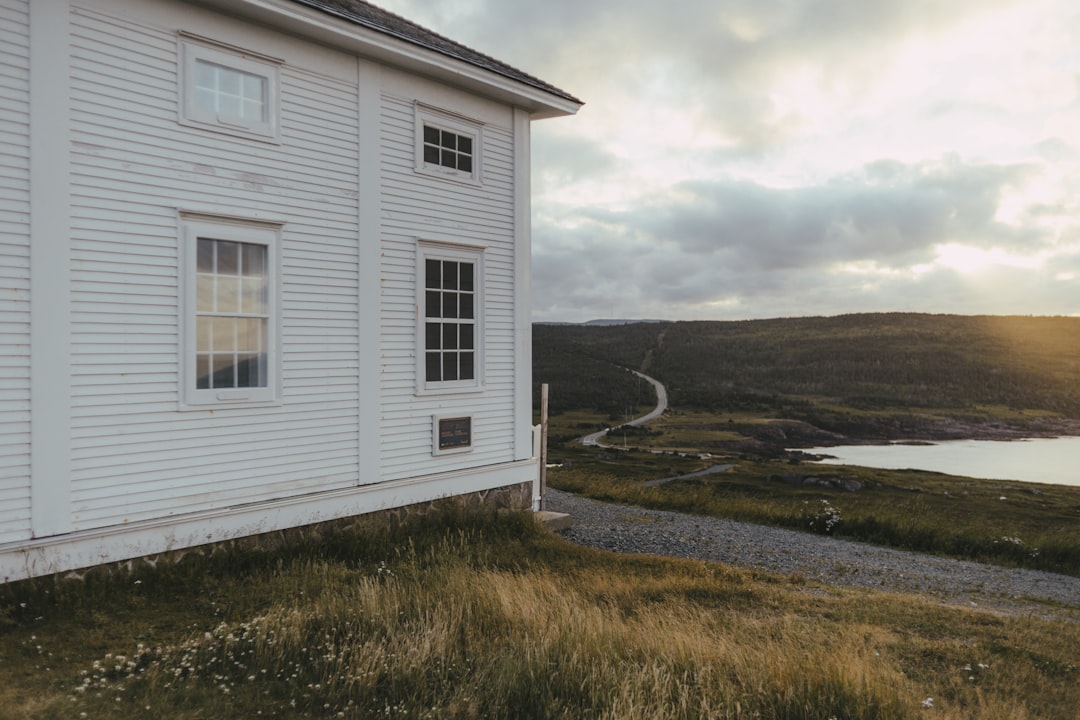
832 260 910 278
934 244 1043 275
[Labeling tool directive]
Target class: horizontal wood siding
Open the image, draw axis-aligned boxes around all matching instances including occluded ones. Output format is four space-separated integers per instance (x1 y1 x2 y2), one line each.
0 0 32 544
66 5 362 530
379 93 519 480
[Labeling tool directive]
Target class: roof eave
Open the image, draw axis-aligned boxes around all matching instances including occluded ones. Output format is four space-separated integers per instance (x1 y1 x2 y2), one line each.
192 0 582 119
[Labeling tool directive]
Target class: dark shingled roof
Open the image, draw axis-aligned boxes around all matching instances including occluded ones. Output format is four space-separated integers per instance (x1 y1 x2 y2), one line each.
291 0 582 106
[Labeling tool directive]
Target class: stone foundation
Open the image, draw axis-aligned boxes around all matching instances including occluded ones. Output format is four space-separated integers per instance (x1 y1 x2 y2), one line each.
48 481 534 584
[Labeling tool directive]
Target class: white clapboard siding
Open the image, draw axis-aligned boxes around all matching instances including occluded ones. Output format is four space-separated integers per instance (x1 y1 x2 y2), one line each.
0 0 31 544
378 92 520 480
66 7 362 531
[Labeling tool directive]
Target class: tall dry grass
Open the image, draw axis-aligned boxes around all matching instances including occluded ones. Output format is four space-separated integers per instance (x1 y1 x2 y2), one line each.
2 508 1077 719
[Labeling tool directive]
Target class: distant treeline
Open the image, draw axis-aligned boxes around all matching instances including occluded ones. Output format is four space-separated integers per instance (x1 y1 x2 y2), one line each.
534 314 1080 419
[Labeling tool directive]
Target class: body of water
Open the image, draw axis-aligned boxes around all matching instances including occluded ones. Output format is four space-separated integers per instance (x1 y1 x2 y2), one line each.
802 436 1080 488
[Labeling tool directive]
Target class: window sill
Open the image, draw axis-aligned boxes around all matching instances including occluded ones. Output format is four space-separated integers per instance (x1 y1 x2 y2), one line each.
415 384 485 398
416 163 482 187
178 399 283 412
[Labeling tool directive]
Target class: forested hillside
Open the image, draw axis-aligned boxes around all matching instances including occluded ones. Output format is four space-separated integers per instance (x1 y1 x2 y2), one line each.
534 314 1080 426
532 323 659 415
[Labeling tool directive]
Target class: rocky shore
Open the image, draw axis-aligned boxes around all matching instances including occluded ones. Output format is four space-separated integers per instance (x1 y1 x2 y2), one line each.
719 415 1080 459
545 488 1080 622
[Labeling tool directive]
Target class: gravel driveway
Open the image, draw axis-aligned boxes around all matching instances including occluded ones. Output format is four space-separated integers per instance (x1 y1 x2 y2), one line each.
546 488 1080 621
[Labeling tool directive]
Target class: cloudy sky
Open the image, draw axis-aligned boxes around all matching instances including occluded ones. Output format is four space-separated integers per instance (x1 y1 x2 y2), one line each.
377 0 1080 322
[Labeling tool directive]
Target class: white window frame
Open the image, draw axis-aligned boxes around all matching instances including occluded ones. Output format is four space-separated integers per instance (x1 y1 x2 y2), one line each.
179 35 281 142
416 240 485 395
415 104 482 184
180 214 282 409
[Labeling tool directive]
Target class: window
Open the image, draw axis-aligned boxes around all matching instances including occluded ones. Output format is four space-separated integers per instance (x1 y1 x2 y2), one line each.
415 105 481 182
180 37 280 141
423 125 473 173
182 216 279 407
418 242 484 392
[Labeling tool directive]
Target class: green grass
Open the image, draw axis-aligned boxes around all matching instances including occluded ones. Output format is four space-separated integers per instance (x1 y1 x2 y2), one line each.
548 446 1080 577
2 507 1078 719
545 405 1080 577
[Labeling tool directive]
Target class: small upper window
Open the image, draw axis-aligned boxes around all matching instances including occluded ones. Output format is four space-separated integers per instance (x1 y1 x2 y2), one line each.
195 61 269 126
180 37 280 142
415 105 481 183
423 126 473 173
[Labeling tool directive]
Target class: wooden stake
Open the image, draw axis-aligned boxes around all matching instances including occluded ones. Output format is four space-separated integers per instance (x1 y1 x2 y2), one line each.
539 383 549 511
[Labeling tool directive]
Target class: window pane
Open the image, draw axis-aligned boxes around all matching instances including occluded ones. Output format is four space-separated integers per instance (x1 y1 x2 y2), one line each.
196 61 216 90
196 354 210 389
460 352 475 380
459 263 473 291
197 238 214 272
217 241 239 275
196 274 215 313
458 155 472 173
241 277 266 314
443 323 458 350
212 316 236 351
458 136 472 155
210 353 236 389
219 66 240 95
441 149 455 168
236 317 264 352
218 93 242 118
242 98 263 122
216 275 240 313
459 293 473 320
425 290 441 318
196 87 217 113
423 145 440 165
425 322 441 350
423 125 439 145
426 352 441 382
196 316 211 352
241 243 265 275
443 261 458 290
425 259 441 289
440 130 456 150
235 352 262 388
443 352 458 381
242 74 265 104
442 292 457 319
460 323 474 350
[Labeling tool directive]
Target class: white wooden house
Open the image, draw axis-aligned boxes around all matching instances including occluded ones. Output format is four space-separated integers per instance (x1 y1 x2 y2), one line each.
0 0 580 582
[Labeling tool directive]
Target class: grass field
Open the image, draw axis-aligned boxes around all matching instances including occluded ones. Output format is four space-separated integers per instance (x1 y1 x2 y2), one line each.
2 507 1079 719
545 408 1080 577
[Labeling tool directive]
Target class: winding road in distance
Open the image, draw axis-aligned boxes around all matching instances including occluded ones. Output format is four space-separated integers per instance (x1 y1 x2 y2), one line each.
581 369 668 446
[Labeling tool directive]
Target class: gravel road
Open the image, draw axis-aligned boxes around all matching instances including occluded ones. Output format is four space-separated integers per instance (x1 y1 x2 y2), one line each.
546 488 1080 621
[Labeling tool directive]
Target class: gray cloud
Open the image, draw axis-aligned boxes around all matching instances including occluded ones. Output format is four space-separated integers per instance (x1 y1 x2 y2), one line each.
532 157 1061 320
391 0 1011 153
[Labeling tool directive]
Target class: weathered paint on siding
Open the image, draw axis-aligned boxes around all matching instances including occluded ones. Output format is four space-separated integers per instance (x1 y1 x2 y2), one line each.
66 2 363 530
378 92 519 481
0 0 32 544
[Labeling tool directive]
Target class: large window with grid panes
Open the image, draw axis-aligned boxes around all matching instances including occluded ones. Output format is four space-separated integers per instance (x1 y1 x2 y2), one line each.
181 215 279 407
418 242 483 392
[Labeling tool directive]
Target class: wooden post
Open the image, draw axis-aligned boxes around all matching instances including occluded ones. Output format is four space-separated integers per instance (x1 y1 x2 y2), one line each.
539 383 549 511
